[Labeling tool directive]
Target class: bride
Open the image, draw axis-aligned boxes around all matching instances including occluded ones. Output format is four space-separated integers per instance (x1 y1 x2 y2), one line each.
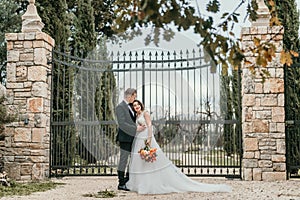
126 99 232 194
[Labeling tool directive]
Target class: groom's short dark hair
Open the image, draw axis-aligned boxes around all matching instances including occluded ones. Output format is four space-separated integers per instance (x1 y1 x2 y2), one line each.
124 88 137 97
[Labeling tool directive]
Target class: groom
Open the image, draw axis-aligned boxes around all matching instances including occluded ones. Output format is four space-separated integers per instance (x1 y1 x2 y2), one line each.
115 88 145 191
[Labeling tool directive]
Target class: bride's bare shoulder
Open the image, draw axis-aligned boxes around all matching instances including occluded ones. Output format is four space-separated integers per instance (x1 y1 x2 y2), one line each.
143 110 150 114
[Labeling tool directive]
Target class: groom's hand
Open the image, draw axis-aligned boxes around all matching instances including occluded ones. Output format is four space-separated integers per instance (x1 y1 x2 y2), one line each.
137 125 146 132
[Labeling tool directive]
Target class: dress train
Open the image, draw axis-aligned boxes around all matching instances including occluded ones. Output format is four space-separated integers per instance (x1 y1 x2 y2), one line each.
126 112 231 194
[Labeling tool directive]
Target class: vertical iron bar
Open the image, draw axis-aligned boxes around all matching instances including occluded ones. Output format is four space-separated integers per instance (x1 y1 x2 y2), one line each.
168 52 171 120
142 51 145 104
161 52 164 122
49 49 54 176
149 52 152 113
174 52 177 117
238 65 242 178
135 52 138 97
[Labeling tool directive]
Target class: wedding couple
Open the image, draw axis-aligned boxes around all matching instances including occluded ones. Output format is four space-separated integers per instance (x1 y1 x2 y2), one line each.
115 88 231 194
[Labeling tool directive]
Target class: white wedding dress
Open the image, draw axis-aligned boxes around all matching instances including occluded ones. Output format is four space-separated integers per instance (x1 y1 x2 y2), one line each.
126 111 232 194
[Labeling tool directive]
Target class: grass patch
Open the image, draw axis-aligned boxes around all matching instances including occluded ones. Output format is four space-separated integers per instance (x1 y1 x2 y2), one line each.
0 180 64 198
82 189 116 198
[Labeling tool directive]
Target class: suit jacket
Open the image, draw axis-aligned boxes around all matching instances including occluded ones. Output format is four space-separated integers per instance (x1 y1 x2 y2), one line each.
115 100 137 143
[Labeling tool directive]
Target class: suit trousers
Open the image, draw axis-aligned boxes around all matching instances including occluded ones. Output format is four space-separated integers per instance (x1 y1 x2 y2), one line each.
118 142 132 173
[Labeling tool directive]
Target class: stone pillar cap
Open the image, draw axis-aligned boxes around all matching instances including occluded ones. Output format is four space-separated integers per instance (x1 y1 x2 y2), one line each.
250 0 270 27
22 0 44 32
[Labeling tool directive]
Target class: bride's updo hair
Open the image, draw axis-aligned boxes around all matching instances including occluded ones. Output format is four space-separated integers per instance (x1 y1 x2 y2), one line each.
132 99 145 111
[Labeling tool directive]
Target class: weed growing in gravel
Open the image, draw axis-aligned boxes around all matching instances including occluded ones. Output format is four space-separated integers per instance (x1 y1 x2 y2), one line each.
82 189 116 198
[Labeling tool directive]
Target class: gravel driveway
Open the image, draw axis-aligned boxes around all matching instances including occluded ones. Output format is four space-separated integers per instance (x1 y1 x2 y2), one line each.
2 176 300 200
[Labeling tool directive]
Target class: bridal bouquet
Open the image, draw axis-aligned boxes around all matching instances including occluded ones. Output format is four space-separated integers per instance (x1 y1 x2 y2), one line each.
138 141 157 163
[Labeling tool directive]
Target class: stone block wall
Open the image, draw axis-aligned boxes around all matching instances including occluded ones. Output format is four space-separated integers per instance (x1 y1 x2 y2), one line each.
3 32 54 180
241 26 286 181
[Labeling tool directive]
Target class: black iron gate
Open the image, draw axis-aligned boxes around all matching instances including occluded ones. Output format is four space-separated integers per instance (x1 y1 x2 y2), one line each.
50 47 242 178
285 59 300 179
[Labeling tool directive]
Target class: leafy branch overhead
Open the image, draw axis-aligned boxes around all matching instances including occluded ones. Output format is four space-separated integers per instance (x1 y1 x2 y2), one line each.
111 0 299 72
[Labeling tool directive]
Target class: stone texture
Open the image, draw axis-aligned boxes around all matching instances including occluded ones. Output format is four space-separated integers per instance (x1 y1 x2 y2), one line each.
0 84 6 98
273 163 286 172
32 82 48 98
253 168 262 181
31 128 45 143
258 160 272 168
241 6 285 181
243 159 258 168
260 95 278 106
271 155 286 162
28 66 47 82
28 98 43 112
252 120 269 133
244 168 253 181
263 78 284 93
242 95 256 106
4 162 21 180
20 164 32 175
32 163 45 180
4 18 54 181
14 128 31 142
244 138 258 151
262 172 286 181
34 48 47 65
243 152 255 159
272 107 285 122
276 140 285 154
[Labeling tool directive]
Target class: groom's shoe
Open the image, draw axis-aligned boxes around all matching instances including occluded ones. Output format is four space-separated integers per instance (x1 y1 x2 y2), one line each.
118 184 130 191
124 177 129 184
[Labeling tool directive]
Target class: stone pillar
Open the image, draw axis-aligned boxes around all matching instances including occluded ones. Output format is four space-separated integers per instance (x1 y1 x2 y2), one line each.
241 0 286 181
4 0 54 181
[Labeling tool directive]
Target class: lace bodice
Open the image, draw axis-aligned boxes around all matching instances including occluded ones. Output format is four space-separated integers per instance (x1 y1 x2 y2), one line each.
136 111 147 126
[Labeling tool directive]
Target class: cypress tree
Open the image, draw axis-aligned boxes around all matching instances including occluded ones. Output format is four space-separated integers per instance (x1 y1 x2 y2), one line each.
220 72 234 156
37 0 74 168
37 0 71 48
220 67 241 157
275 0 300 174
0 0 22 85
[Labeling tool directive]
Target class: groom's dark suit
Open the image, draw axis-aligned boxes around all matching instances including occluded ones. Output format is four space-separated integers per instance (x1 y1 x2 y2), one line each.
115 100 137 187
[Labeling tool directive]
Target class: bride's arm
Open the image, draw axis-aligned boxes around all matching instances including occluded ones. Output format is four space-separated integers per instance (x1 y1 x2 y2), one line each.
144 111 152 145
